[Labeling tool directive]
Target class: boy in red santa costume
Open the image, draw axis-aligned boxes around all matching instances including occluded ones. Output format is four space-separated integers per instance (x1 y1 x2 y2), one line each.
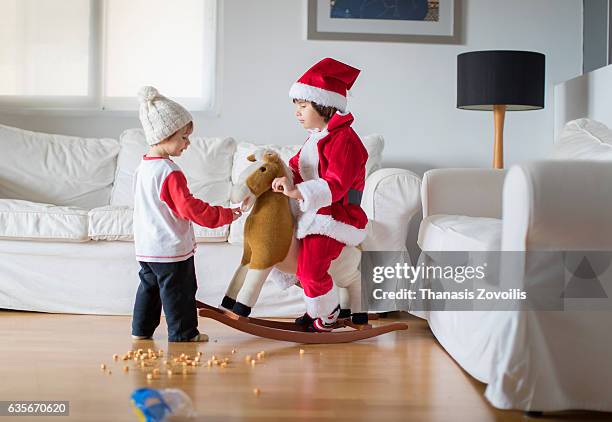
272 58 368 332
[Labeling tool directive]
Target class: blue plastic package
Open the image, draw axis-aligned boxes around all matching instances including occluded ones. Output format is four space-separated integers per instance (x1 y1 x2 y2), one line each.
131 388 196 421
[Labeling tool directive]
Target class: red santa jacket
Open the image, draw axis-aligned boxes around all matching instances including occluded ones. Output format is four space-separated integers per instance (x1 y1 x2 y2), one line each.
288 112 368 246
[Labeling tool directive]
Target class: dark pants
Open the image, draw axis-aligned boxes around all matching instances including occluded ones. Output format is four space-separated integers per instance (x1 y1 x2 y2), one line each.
132 257 199 342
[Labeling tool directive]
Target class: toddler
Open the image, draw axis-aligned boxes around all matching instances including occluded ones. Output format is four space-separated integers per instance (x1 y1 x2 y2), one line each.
131 86 241 342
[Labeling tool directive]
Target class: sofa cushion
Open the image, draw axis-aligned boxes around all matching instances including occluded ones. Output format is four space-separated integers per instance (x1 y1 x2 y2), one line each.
553 118 612 161
88 206 133 241
0 199 89 242
88 205 228 243
418 214 502 252
0 124 119 209
228 134 385 244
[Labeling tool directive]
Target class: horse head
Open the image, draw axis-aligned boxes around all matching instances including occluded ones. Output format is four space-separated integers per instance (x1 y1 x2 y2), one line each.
230 150 292 212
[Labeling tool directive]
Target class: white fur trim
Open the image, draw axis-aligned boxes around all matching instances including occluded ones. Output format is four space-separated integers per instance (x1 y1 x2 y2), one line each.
303 285 339 318
297 179 332 213
268 267 299 290
297 213 367 246
290 82 347 112
298 129 327 182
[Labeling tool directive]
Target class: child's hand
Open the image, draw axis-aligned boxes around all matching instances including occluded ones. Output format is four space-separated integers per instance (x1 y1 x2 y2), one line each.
231 207 242 221
272 177 303 201
272 177 291 193
240 196 252 212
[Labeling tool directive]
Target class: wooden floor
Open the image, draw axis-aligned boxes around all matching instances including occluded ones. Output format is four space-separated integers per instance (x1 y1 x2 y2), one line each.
0 310 610 422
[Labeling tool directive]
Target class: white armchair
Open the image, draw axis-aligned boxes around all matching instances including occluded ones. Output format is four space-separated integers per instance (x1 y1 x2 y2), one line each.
415 118 612 412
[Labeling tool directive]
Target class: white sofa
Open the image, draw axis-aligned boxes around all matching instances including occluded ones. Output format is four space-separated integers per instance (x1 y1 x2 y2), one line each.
416 118 612 412
0 123 421 317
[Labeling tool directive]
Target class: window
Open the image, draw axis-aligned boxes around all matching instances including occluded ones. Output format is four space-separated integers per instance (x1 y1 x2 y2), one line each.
0 0 217 111
0 0 92 106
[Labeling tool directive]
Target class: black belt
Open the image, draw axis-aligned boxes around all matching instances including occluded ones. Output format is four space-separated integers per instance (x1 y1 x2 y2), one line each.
347 189 363 205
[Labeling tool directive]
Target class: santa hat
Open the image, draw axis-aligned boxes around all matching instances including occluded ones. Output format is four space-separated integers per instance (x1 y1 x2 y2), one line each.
137 86 193 146
289 58 360 113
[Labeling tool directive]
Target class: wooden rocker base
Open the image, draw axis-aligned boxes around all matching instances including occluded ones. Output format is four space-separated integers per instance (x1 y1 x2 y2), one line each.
196 301 408 344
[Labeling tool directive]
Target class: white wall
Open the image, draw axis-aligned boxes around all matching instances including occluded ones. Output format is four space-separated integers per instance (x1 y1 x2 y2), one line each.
0 0 582 173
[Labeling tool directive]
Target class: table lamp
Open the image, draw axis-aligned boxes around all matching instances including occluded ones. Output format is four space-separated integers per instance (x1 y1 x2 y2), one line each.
457 50 545 169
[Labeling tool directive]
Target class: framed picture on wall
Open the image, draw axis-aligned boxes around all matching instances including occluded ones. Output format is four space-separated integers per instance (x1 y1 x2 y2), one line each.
305 0 460 43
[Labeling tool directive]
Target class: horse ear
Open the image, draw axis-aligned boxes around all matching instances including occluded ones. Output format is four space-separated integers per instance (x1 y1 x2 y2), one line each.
247 154 257 162
262 152 280 163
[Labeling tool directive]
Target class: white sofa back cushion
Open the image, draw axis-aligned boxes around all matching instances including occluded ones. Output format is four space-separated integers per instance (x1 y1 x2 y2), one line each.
553 118 612 161
0 199 89 242
0 124 119 209
228 134 385 244
111 129 235 241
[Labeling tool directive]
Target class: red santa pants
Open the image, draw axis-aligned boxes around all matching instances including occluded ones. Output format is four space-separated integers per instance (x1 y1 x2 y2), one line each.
296 234 345 318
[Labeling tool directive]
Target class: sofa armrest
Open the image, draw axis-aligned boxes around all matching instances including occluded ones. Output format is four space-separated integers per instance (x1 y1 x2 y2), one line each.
422 168 507 219
361 168 421 251
502 161 612 251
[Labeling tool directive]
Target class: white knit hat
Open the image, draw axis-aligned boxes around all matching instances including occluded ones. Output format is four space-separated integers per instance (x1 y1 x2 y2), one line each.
137 86 193 146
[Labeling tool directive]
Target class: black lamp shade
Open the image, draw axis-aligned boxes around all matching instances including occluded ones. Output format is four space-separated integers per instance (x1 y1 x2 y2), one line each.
457 50 545 111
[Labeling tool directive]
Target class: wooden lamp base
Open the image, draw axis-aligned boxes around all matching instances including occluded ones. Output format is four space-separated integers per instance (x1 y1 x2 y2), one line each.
493 105 506 169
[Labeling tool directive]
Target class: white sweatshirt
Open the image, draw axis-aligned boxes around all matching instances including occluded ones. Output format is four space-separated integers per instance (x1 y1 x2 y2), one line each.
133 156 233 263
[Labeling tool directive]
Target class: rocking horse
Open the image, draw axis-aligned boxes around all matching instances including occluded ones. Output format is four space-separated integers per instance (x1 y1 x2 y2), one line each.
196 150 407 343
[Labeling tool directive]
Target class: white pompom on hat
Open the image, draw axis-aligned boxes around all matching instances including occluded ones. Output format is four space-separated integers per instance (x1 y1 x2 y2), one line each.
137 86 193 146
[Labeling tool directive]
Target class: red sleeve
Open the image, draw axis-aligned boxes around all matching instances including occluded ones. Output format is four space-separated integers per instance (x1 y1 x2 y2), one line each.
321 134 367 202
160 171 234 228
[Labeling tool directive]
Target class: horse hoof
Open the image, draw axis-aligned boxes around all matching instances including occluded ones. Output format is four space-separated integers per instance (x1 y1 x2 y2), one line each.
351 313 368 325
232 302 252 317
295 312 314 326
221 295 236 310
338 308 352 319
